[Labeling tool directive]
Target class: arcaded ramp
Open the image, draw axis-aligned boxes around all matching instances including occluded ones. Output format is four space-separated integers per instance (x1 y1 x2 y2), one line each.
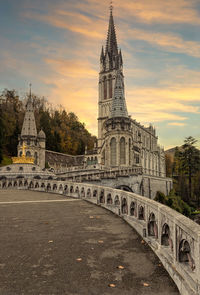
0 190 178 295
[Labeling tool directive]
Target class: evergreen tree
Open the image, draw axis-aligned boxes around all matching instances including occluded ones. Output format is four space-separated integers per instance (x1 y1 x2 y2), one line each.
181 136 200 202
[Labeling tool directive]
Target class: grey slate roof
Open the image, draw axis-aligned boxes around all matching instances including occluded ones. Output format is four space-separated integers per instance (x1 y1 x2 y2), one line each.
111 71 128 118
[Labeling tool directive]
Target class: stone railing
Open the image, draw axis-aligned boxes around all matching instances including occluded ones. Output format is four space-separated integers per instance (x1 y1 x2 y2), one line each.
1 178 200 295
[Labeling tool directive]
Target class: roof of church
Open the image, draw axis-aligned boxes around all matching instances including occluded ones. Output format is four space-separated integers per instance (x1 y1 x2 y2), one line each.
21 92 37 138
105 8 118 56
111 71 128 118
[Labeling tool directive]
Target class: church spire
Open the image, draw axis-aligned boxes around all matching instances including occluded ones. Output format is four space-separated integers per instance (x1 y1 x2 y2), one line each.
105 2 118 56
111 71 128 118
21 84 37 137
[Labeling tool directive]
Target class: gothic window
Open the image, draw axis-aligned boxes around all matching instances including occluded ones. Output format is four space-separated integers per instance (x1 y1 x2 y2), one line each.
26 151 31 157
129 138 131 165
34 152 38 165
109 75 112 98
103 76 107 99
110 137 116 166
120 137 126 165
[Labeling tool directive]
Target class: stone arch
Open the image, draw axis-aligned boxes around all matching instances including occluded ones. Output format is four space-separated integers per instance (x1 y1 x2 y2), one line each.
29 181 33 188
99 189 105 203
75 186 79 196
179 239 195 270
120 137 126 165
138 206 145 220
87 188 91 198
107 193 113 204
70 186 74 193
93 190 97 198
64 185 68 194
121 197 128 214
24 180 28 187
161 223 170 246
130 201 136 216
114 195 120 206
19 181 23 187
26 151 31 157
41 183 45 188
116 185 133 192
35 182 39 188
47 183 51 191
8 182 12 188
3 182 6 188
81 187 85 198
110 137 116 166
148 213 158 238
53 184 57 191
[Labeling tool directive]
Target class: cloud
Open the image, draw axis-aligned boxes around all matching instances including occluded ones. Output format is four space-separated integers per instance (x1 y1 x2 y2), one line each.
168 122 187 126
115 0 200 25
125 28 200 58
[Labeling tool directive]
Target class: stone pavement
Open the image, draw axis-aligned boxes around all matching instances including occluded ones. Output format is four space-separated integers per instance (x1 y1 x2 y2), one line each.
0 190 179 295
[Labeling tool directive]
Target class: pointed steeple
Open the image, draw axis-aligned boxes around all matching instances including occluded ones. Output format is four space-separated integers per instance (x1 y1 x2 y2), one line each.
105 4 118 56
100 46 104 61
111 71 128 118
21 84 37 137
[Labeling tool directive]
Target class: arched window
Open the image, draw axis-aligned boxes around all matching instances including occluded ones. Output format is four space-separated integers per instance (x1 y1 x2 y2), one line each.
161 224 170 246
129 138 131 165
148 213 158 238
130 202 136 216
109 75 112 98
120 137 126 165
179 240 195 270
110 138 116 166
121 198 128 214
103 76 107 99
26 151 31 157
34 152 38 165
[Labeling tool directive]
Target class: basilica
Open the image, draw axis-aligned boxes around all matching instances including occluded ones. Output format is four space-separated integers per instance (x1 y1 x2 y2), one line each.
16 8 166 180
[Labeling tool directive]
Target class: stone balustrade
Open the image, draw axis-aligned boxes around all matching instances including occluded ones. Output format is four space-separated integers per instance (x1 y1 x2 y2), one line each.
0 177 200 295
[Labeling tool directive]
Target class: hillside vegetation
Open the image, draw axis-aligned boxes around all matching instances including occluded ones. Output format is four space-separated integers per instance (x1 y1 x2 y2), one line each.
165 137 200 212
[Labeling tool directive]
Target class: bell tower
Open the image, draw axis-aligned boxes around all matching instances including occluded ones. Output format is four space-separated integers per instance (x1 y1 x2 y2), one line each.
98 5 123 149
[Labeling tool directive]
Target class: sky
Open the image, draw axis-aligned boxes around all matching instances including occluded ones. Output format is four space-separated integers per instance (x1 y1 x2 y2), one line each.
0 0 200 149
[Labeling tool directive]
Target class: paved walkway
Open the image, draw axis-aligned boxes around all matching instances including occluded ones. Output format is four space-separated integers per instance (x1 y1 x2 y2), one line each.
0 190 179 295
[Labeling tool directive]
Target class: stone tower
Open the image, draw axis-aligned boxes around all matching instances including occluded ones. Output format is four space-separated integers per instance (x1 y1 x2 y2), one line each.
18 87 46 168
98 6 123 149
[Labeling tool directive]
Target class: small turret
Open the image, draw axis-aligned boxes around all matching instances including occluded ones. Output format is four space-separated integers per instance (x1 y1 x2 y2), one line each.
38 129 46 140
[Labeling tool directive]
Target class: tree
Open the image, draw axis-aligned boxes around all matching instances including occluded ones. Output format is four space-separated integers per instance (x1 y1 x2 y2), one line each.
181 136 200 202
0 106 3 163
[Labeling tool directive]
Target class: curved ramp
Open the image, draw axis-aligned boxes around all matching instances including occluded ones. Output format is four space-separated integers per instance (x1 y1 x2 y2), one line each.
0 190 178 295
